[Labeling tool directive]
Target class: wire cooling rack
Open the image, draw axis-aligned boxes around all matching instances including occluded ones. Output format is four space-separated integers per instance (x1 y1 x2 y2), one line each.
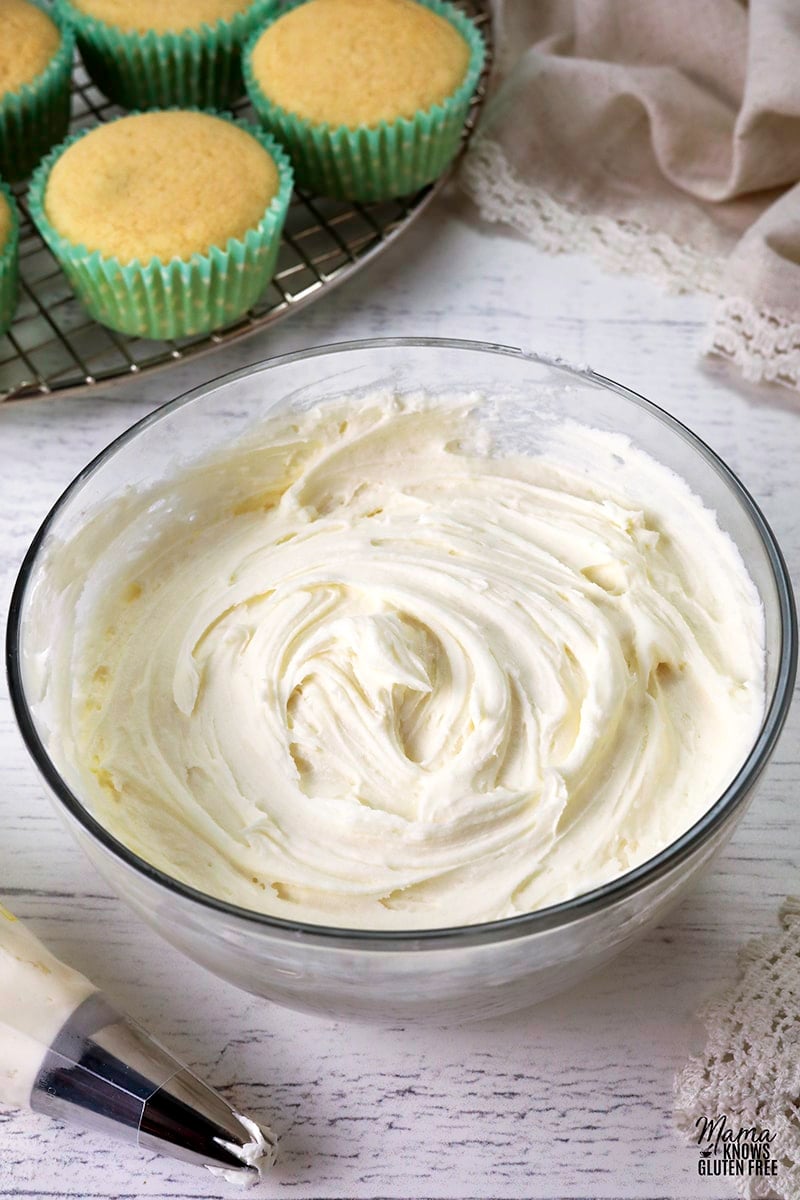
0 1 492 403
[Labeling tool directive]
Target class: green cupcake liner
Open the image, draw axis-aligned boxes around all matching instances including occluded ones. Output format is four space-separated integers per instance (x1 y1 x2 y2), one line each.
28 111 294 340
243 0 486 202
0 3 74 181
0 181 20 336
55 0 278 110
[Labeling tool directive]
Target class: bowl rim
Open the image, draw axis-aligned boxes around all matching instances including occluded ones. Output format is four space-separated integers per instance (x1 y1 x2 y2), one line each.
6 336 797 950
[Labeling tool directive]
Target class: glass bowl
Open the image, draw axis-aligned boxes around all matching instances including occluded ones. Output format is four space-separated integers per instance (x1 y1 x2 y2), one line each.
7 338 797 1023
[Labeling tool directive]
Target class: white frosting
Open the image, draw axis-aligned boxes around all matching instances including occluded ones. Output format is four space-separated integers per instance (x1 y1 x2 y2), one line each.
207 1112 278 1186
30 395 766 930
0 908 95 1108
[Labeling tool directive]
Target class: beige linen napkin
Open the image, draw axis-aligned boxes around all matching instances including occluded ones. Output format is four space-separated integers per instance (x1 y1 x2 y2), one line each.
463 0 800 389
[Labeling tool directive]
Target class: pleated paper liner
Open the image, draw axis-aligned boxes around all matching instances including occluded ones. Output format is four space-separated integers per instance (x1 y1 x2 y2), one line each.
54 0 278 110
244 0 486 203
0 2 74 181
0 181 20 335
27 113 294 340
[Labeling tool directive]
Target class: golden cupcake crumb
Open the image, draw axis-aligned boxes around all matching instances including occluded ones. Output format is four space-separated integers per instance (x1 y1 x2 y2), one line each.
44 111 280 265
0 191 12 251
69 0 250 35
0 0 61 97
250 0 471 129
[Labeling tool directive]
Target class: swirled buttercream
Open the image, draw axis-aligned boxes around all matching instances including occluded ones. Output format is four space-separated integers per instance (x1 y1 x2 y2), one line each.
32 396 765 929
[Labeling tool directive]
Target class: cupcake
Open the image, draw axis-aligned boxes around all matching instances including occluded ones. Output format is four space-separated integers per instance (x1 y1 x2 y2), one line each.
0 0 74 181
244 0 485 202
55 0 277 109
28 109 293 339
0 180 20 335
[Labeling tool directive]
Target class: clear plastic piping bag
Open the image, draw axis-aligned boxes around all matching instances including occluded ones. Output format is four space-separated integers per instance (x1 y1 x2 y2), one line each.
0 903 276 1186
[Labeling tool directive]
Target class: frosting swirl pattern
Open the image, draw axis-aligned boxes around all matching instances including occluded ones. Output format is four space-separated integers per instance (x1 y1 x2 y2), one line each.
38 397 765 929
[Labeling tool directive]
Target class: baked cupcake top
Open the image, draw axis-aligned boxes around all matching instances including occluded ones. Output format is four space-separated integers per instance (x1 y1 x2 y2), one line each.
67 0 251 35
44 111 281 265
0 189 13 252
0 0 62 97
249 0 472 129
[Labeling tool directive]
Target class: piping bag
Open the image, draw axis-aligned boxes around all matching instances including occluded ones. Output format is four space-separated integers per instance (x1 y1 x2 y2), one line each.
0 902 277 1185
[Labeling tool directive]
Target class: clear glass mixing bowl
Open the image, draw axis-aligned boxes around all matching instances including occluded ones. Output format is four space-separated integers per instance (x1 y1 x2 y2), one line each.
7 339 797 1022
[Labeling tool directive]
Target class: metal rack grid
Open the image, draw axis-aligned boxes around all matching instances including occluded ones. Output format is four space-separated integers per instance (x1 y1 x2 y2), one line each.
0 1 493 403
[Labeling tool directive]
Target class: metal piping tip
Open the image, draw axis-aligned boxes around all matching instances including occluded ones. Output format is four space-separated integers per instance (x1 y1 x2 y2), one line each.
32 994 277 1186
212 1111 279 1186
140 1070 277 1185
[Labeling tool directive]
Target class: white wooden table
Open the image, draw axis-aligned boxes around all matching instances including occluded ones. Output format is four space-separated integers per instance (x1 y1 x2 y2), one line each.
1 186 798 1200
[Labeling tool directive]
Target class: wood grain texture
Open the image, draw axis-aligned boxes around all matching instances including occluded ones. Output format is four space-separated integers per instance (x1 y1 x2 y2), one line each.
0 187 798 1200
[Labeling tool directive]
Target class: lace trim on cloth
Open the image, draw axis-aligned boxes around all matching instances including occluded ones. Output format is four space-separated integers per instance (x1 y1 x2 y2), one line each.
674 897 800 1200
461 137 726 296
707 296 800 388
462 137 800 390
